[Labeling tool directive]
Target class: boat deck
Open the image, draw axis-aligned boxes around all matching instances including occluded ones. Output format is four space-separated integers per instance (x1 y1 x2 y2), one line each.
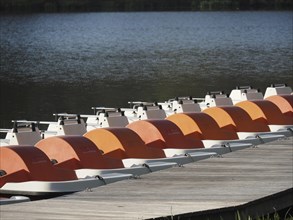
1 137 292 220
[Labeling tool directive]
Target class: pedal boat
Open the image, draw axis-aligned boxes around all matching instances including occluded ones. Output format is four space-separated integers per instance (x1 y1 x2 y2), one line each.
35 135 176 178
166 112 284 149
0 146 131 198
127 119 254 156
84 127 217 168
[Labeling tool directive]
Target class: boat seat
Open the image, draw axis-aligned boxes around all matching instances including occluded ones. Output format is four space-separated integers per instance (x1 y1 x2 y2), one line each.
86 108 129 128
204 92 233 109
137 105 166 120
172 99 201 113
229 86 263 104
264 84 292 99
2 122 42 146
265 95 293 118
44 116 87 138
0 146 77 187
127 119 204 149
98 111 129 128
159 97 201 115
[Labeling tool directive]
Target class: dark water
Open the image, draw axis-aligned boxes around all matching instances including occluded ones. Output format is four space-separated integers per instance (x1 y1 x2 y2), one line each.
0 12 292 127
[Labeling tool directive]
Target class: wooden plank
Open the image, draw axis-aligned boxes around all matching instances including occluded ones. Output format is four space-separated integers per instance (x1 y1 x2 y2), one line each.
1 137 292 219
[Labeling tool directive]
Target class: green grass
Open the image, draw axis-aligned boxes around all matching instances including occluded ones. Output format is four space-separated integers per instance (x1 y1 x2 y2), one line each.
234 209 293 220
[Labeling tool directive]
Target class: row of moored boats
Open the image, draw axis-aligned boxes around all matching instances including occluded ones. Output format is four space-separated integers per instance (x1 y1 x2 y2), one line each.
0 84 292 205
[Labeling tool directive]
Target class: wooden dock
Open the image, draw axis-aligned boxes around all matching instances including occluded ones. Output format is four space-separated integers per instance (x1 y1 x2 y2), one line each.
1 137 292 219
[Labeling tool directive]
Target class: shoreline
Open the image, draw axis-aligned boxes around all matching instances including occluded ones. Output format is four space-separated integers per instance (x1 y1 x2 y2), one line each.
0 0 292 13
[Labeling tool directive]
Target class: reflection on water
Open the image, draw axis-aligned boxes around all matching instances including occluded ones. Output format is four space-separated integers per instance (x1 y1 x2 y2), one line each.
0 12 292 126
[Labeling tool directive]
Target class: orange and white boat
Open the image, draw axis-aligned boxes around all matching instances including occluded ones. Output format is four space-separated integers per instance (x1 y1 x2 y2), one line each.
0 146 132 198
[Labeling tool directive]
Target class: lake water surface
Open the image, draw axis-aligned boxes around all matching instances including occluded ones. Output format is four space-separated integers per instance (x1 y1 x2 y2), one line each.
0 11 292 127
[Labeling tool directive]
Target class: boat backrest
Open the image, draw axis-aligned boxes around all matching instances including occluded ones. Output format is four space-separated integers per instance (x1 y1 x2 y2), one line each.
61 123 87 135
3 122 42 146
204 92 233 108
264 84 292 99
5 128 42 146
230 86 264 104
172 99 201 113
98 111 129 128
137 105 166 120
45 116 87 137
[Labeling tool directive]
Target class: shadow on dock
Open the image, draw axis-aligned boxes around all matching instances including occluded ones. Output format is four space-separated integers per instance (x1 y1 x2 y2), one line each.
150 188 293 220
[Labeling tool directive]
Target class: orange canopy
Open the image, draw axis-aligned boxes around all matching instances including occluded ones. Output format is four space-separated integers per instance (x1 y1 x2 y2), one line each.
265 95 293 118
203 106 270 132
84 128 166 159
36 135 123 170
236 100 292 125
0 146 77 187
127 119 204 149
167 113 239 141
